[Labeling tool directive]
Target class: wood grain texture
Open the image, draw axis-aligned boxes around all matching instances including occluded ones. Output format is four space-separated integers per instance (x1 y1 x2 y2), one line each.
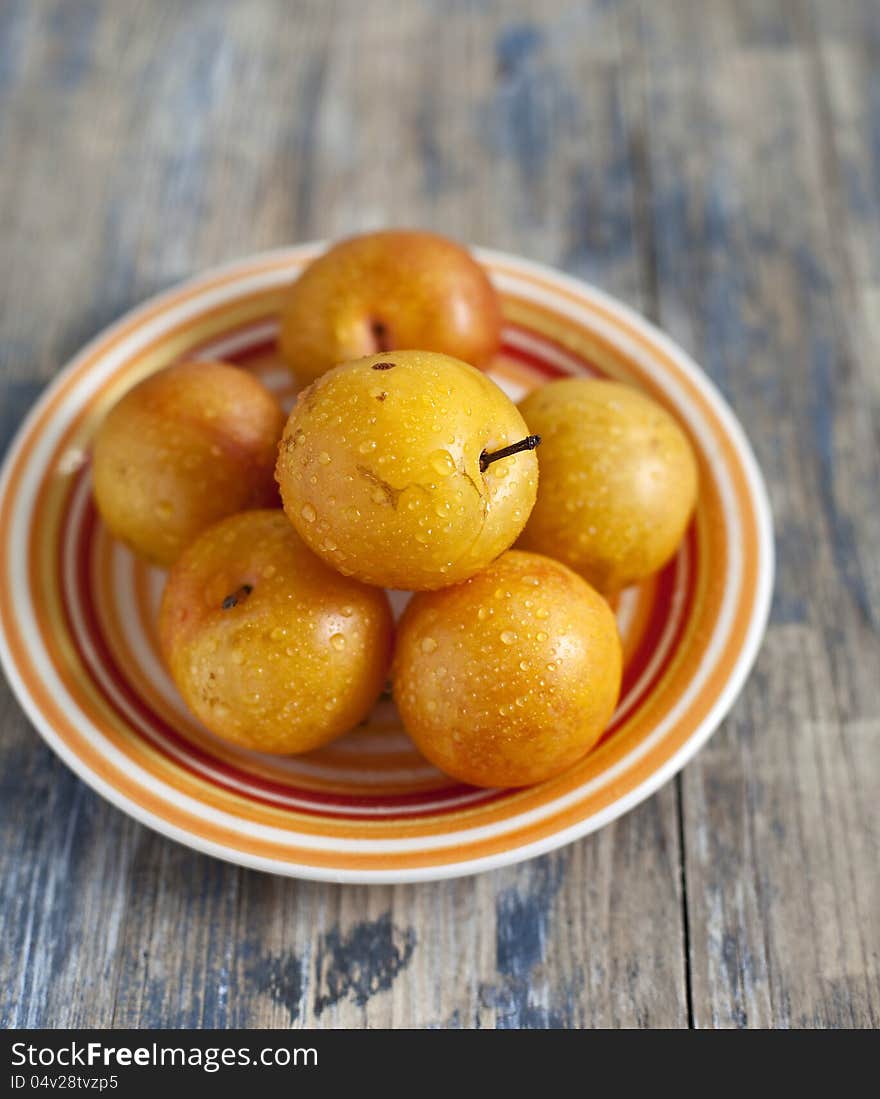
0 0 876 1029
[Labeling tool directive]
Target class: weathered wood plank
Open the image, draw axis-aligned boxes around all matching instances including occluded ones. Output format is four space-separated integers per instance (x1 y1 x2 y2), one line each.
632 0 880 1026
105 783 686 1028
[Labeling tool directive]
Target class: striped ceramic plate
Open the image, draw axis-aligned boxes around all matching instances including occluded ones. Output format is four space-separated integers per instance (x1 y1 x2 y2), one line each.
0 247 773 883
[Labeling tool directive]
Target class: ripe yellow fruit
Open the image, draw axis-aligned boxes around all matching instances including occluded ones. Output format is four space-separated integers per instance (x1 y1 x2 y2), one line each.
393 550 622 787
518 379 698 594
158 510 394 755
275 351 539 591
92 360 285 567
278 230 501 386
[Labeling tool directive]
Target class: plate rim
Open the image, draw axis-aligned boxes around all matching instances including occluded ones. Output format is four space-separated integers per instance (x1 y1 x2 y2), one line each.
0 244 775 883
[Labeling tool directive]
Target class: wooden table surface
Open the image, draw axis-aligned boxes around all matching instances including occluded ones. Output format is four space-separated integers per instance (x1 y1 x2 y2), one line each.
2 0 878 1030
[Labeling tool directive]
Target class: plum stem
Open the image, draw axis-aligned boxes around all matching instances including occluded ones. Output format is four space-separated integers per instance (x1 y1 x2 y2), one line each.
480 434 541 472
222 584 253 610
